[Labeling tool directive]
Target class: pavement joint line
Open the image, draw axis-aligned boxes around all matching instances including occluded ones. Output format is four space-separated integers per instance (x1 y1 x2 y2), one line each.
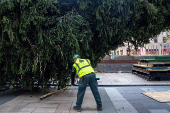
105 88 138 113
69 100 74 112
73 84 170 87
149 109 170 113
140 88 157 92
98 88 118 113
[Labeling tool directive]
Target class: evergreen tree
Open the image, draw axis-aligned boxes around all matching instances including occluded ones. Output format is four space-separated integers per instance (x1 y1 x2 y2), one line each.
0 0 91 91
0 0 170 91
125 0 170 51
77 0 170 59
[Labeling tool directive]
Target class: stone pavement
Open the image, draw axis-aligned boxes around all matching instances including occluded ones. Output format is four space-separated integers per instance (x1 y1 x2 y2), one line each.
97 73 170 86
0 73 170 113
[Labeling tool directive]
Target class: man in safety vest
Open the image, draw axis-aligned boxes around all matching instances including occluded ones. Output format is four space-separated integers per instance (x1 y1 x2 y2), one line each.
71 54 102 112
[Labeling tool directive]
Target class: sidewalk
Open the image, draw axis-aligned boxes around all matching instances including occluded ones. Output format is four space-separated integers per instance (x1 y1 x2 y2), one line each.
0 73 170 113
97 73 170 86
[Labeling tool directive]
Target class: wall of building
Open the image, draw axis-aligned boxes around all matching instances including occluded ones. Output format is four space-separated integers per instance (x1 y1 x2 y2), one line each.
110 31 170 59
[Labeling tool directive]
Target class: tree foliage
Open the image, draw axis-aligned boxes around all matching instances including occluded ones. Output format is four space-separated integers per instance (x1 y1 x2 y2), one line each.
0 0 170 91
125 0 170 50
0 0 91 91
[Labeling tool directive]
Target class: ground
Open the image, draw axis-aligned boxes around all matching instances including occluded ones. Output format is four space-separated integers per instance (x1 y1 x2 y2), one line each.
0 73 170 113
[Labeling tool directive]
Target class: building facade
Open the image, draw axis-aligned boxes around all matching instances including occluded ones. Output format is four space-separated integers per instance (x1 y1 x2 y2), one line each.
110 31 170 59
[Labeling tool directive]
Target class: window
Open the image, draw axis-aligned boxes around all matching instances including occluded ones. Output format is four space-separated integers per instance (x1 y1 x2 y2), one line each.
154 37 157 43
120 50 123 55
163 37 168 43
114 51 116 55
117 51 119 55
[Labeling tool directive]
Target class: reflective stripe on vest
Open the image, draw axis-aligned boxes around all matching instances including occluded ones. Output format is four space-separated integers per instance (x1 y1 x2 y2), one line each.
74 59 91 73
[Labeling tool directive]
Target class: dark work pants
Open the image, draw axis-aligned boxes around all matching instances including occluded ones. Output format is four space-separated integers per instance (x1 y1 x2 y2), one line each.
76 73 102 109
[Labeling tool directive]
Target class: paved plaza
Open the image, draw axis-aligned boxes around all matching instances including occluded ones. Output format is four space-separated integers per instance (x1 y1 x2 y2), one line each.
0 73 170 113
97 73 170 86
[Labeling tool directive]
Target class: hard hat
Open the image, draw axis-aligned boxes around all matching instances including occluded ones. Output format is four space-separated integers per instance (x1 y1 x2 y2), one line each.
73 54 80 62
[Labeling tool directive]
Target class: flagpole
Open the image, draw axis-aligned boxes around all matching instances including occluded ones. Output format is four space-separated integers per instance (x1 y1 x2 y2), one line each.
161 44 162 55
156 45 157 55
148 45 149 55
153 45 154 55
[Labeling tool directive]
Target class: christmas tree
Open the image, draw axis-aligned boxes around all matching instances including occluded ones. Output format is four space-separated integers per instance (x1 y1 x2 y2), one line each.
0 0 170 92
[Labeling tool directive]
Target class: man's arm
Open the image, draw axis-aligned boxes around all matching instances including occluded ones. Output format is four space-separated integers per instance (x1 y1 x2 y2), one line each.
71 66 76 85
71 72 75 85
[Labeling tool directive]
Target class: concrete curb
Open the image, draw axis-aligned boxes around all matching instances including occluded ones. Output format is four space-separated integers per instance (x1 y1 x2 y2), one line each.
74 83 170 87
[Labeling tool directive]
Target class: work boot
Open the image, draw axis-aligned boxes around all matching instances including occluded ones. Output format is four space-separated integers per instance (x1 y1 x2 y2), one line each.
97 106 103 110
73 106 81 112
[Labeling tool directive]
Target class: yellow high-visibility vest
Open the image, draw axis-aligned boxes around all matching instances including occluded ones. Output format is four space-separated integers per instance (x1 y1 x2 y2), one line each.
73 59 94 78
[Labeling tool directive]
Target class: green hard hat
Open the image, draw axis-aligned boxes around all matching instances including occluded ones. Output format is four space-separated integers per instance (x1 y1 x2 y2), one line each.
73 54 80 62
